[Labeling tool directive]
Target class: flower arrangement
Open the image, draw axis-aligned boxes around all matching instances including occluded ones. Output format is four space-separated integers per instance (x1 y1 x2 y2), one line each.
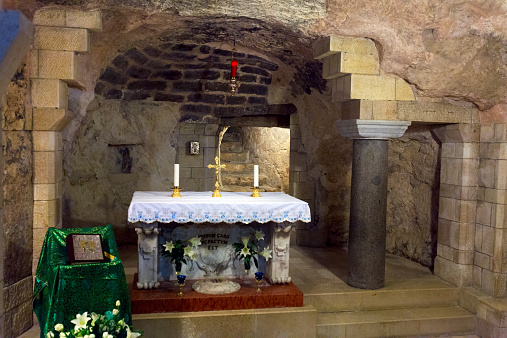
233 230 272 272
46 301 141 338
161 236 201 273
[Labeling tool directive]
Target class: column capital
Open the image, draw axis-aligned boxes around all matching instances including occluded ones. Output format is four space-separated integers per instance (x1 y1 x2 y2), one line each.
337 119 411 140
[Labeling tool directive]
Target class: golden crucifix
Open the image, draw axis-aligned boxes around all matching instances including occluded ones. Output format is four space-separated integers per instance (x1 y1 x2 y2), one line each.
208 156 226 197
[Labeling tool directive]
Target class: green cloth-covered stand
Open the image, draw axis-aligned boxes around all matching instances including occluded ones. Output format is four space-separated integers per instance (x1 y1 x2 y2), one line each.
33 225 131 337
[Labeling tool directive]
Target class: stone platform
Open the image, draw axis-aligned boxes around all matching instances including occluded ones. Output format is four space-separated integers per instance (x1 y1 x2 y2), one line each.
131 274 303 314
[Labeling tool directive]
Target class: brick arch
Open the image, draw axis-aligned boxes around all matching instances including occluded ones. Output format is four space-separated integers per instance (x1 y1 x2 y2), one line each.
94 42 281 120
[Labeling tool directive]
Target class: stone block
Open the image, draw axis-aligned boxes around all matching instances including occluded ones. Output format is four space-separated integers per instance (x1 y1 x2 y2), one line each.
191 167 205 179
480 124 495 142
34 183 57 201
334 74 396 102
66 10 102 32
31 79 68 109
34 26 89 52
434 256 473 287
398 102 475 124
448 221 474 251
290 124 301 139
494 124 507 142
33 150 63 184
322 52 379 79
33 199 57 229
493 204 507 229
32 131 63 151
290 113 299 125
341 99 373 120
395 77 415 101
38 50 80 83
3 276 32 311
480 143 489 159
481 269 507 297
438 197 456 221
476 201 492 226
474 251 491 269
473 266 482 289
29 49 38 78
479 159 496 188
456 143 479 159
496 160 507 189
455 199 477 224
371 100 397 120
441 143 456 158
33 8 66 26
32 108 72 131
205 123 219 136
475 224 484 251
313 35 377 59
460 158 479 187
481 225 495 256
290 152 307 172
442 158 462 186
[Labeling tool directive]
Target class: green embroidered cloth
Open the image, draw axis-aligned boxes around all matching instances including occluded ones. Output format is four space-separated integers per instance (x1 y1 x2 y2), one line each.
33 225 132 336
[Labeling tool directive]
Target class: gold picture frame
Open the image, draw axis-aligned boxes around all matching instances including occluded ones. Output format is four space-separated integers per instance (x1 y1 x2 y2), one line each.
66 234 106 263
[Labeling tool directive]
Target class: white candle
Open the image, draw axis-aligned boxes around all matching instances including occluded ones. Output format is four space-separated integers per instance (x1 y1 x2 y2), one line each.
174 164 180 187
254 165 259 187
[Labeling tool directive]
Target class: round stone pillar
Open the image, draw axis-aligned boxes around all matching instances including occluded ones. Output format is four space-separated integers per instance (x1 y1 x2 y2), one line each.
337 120 411 289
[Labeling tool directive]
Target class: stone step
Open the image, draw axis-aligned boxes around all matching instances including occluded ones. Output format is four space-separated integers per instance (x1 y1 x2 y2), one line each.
221 141 243 153
304 280 460 312
222 163 255 173
317 306 476 338
221 151 248 163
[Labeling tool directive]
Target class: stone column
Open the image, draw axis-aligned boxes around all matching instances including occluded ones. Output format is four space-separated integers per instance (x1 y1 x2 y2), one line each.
338 119 410 289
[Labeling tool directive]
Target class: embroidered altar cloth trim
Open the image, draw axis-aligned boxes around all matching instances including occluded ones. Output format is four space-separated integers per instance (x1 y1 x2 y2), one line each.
128 191 311 224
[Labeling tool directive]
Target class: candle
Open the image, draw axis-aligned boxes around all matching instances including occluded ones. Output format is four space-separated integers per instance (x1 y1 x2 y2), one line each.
174 164 179 187
231 59 238 77
254 165 259 187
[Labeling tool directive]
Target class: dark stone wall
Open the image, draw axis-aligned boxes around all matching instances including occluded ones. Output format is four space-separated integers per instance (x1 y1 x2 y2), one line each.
94 43 280 121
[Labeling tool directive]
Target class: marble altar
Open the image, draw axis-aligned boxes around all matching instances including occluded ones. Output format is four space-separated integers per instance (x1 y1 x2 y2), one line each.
128 191 311 289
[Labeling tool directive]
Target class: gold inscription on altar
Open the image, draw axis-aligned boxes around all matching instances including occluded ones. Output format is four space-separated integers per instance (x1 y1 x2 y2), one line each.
207 156 226 197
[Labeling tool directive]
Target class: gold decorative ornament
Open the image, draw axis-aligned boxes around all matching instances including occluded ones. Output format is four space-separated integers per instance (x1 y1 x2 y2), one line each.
207 157 226 197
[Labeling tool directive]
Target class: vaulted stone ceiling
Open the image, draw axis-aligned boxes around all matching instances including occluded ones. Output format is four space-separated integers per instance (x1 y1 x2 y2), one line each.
11 0 507 114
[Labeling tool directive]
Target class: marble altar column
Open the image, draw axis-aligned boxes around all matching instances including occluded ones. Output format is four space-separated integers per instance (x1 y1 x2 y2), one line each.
338 120 410 289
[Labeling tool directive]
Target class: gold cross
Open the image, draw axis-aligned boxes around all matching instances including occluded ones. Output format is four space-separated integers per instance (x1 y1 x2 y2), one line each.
207 156 226 197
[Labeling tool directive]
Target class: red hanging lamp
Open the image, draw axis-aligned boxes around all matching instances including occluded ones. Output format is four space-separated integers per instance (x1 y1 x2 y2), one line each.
230 42 239 95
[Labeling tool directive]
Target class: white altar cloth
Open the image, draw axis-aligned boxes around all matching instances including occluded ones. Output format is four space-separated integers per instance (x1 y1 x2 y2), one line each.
128 191 311 224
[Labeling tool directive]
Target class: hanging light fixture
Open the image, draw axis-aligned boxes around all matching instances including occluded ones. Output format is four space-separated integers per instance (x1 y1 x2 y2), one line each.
230 42 239 95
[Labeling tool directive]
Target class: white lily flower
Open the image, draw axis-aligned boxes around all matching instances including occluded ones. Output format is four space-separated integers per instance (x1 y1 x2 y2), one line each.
47 332 54 338
163 241 175 253
260 246 273 262
54 323 64 332
240 246 250 258
116 300 121 307
84 335 89 338
188 236 202 248
241 237 249 247
71 312 90 331
89 335 95 338
59 333 67 338
113 309 119 316
254 230 265 241
184 246 196 260
91 312 100 326
126 326 142 338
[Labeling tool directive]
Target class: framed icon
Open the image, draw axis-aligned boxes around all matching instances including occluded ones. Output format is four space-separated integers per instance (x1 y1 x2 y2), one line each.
190 141 200 155
66 234 106 263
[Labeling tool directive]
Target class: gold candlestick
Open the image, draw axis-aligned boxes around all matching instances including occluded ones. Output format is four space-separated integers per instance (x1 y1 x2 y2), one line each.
172 186 181 197
251 186 261 197
208 157 226 197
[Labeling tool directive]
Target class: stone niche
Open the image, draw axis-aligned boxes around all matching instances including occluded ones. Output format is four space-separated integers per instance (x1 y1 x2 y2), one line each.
64 42 294 244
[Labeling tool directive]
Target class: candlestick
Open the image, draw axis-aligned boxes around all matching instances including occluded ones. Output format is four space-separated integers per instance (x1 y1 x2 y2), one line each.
254 165 259 187
172 186 181 198
174 164 179 187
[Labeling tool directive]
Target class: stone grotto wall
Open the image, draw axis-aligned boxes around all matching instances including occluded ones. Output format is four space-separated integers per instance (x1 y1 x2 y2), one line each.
1 62 34 336
242 127 290 193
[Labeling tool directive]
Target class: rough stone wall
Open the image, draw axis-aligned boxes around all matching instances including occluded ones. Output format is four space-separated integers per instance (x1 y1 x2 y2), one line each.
242 126 290 192
1 63 33 337
387 126 440 267
63 98 180 243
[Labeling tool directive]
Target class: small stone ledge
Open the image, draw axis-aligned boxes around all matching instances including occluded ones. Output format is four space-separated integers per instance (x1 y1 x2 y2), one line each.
459 287 507 336
337 119 411 140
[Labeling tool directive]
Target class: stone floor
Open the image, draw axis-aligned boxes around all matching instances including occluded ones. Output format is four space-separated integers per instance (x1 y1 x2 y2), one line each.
20 245 479 337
